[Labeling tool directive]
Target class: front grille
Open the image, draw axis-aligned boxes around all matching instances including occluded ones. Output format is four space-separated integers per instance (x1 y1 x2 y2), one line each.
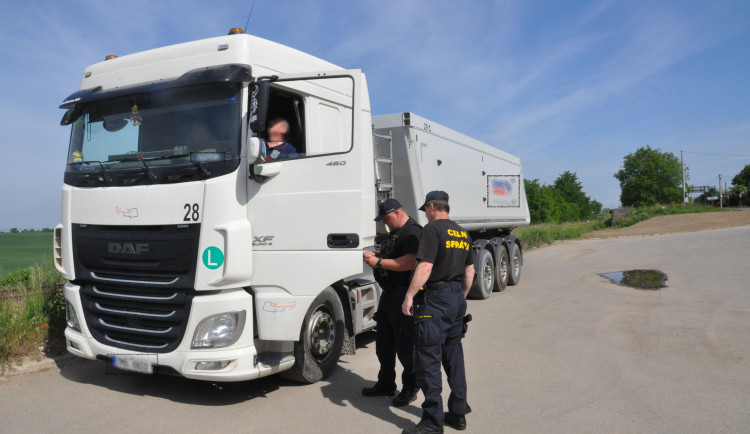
80 283 194 353
72 224 201 288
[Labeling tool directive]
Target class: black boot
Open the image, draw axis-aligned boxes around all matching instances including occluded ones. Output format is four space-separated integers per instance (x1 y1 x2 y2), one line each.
443 412 466 431
361 382 396 397
392 389 418 407
402 422 443 434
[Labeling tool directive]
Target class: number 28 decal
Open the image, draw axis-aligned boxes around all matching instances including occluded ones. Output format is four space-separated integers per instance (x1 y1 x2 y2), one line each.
184 203 200 222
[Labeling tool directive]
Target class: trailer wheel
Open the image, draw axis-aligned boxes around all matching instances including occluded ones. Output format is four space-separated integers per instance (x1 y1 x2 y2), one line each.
493 244 509 292
469 249 494 299
281 287 345 383
508 242 522 286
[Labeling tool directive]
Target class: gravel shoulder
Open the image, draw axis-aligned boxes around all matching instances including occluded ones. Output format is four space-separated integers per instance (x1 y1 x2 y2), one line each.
581 209 750 239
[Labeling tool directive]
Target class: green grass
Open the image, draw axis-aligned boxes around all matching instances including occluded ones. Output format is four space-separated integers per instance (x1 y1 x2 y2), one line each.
0 232 54 276
514 219 606 249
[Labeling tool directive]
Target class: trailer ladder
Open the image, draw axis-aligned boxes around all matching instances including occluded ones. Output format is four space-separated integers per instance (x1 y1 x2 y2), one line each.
373 129 394 201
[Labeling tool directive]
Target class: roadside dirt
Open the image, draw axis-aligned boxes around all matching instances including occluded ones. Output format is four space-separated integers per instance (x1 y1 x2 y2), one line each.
581 210 750 239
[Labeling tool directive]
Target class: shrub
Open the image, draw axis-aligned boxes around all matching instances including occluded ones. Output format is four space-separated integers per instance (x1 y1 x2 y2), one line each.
0 265 65 372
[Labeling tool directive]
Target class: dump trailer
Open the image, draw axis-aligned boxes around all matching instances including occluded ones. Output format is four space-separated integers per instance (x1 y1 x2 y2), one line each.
55 29 529 384
373 112 529 299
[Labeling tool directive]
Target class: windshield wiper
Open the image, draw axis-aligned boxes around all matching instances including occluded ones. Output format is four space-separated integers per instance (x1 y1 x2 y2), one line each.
138 153 212 179
139 159 157 181
110 153 192 182
102 152 224 181
190 152 227 179
80 162 112 184
193 160 211 178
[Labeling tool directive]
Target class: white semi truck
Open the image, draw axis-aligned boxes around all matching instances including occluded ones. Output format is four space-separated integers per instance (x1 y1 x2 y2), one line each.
55 29 530 383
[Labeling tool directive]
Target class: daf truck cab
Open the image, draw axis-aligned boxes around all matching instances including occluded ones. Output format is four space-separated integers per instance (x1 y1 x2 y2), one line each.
57 29 377 382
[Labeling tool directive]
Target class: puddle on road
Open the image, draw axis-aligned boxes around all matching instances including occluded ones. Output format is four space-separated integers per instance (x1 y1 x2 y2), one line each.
600 269 668 290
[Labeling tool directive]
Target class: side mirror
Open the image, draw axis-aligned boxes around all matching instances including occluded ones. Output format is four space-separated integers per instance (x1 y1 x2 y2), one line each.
248 138 281 183
60 106 83 126
247 137 267 163
249 81 270 133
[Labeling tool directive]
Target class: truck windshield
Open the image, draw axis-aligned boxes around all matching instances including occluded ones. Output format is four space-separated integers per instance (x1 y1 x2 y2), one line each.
64 82 241 187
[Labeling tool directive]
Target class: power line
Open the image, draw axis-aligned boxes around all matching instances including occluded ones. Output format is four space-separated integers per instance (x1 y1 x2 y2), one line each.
683 151 750 157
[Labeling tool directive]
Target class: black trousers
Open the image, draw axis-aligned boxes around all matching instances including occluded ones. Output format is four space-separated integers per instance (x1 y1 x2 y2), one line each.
413 281 469 430
375 286 417 391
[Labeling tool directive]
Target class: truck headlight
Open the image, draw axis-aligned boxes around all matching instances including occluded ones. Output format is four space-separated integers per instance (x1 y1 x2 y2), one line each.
65 300 81 332
191 311 245 349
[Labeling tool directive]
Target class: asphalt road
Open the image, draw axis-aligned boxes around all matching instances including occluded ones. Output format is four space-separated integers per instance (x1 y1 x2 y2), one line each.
2 226 749 433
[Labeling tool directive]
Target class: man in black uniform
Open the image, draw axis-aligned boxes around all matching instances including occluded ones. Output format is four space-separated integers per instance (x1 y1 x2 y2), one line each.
362 198 422 407
401 191 475 434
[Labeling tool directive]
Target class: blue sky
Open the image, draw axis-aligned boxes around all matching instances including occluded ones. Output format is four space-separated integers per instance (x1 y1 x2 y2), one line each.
1 0 749 230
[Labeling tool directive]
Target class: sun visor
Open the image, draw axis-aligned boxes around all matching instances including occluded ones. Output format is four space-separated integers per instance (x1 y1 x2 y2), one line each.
58 64 252 109
59 87 102 109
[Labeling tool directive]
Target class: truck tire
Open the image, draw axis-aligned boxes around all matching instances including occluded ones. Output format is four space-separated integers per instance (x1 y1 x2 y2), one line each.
281 287 345 383
468 249 494 299
493 244 509 292
508 242 522 286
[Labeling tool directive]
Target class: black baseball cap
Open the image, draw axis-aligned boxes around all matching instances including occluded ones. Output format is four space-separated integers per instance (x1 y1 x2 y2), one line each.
374 198 401 221
419 190 449 211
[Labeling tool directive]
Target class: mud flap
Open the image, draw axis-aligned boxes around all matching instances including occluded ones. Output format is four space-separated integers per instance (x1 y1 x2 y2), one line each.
341 329 356 356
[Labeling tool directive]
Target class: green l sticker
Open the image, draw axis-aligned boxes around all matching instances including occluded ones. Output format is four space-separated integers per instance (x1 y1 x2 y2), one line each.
202 246 224 270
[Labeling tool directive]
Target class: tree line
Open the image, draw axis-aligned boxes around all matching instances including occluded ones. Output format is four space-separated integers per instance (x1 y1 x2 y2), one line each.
524 171 603 224
4 228 54 234
526 145 749 224
614 146 749 208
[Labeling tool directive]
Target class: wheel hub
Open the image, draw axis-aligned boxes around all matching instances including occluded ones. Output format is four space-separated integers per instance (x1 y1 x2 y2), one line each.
482 259 493 288
309 310 335 358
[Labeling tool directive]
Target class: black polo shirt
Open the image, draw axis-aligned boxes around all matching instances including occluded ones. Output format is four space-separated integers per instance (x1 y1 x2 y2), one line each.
417 219 473 284
374 217 422 288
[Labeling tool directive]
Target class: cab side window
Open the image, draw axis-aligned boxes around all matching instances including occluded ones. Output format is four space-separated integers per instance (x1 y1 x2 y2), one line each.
265 88 306 157
254 76 354 161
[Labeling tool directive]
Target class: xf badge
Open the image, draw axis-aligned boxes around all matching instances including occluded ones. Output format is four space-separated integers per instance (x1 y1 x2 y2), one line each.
253 235 274 246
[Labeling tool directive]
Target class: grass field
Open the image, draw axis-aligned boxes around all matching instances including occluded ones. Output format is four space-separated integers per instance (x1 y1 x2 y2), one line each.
0 232 54 277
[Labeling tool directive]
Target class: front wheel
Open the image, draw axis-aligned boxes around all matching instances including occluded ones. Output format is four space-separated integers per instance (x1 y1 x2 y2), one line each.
281 287 345 383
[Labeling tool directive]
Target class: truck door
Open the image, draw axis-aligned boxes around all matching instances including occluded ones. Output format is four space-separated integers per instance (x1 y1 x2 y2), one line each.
247 70 370 294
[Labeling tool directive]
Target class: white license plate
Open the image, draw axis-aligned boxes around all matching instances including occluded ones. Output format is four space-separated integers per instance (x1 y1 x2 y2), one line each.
111 354 157 374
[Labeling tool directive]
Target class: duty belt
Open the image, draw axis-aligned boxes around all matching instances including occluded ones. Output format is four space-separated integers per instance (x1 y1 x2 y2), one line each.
382 284 409 292
424 281 459 290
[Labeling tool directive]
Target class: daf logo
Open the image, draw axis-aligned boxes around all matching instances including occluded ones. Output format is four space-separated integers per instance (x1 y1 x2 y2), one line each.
108 242 150 255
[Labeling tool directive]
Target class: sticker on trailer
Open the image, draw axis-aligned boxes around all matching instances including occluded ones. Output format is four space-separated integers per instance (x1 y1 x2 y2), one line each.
487 175 521 208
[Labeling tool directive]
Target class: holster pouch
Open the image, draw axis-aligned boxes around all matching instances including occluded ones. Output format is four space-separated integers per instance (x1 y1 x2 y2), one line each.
462 313 472 337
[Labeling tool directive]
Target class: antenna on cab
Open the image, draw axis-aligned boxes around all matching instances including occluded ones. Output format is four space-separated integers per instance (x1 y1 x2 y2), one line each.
243 1 256 34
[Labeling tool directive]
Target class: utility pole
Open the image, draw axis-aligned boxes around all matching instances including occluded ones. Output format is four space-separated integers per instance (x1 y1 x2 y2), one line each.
719 174 723 208
681 151 686 207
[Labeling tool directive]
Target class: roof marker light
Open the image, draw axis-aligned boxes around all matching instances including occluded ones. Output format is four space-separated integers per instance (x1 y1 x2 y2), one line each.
105 55 118 61
228 28 243 35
